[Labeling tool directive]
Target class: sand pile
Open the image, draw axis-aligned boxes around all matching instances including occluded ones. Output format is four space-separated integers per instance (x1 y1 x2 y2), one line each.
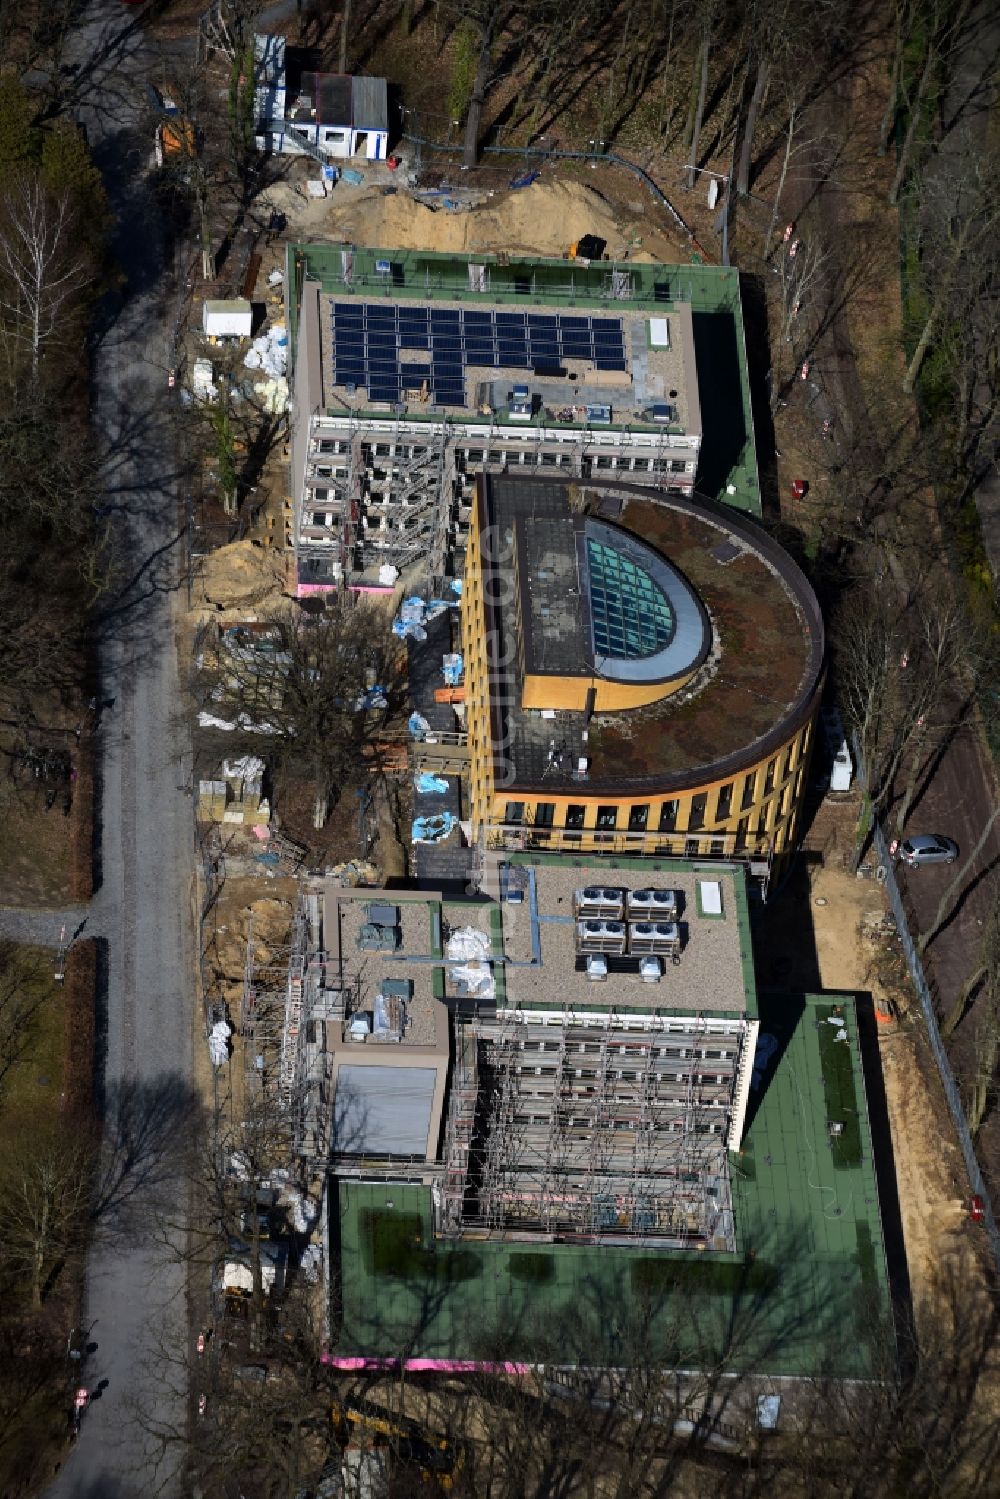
326 179 628 258
199 539 288 611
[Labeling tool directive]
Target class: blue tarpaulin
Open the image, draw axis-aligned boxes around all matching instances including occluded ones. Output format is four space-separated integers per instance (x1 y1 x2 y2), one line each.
392 620 427 641
408 713 431 740
415 773 449 795
412 812 457 844
442 653 464 686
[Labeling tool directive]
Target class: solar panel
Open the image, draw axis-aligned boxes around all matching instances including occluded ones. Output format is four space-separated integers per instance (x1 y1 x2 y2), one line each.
366 333 398 350
400 332 430 350
463 310 493 327
594 356 628 371
431 306 461 323
431 339 463 356
560 315 589 329
402 363 432 380
496 311 526 327
398 311 429 329
365 302 397 320
591 326 624 344
529 339 560 361
590 317 622 333
527 314 558 330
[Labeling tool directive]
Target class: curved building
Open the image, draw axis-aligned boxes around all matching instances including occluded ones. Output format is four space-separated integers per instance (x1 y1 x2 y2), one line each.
462 474 824 875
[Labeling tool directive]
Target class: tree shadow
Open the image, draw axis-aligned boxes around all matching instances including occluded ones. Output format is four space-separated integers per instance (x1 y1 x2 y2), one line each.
93 1074 203 1242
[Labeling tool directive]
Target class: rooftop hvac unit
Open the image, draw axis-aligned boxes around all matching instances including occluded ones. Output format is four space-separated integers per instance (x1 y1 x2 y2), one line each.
576 919 627 954
627 887 678 918
348 1013 371 1041
628 921 680 957
639 956 663 983
586 954 608 981
575 886 625 919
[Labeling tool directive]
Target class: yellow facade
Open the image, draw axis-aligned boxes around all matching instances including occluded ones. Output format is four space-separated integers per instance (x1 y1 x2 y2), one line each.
461 481 821 869
520 668 696 714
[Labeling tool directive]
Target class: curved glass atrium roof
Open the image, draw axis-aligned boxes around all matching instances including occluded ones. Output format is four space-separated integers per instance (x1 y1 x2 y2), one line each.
583 519 709 684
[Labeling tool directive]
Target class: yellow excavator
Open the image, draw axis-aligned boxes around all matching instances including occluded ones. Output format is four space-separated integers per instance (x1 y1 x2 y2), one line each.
331 1399 464 1491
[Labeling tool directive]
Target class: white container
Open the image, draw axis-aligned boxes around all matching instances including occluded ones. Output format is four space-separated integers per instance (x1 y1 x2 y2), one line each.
203 299 253 338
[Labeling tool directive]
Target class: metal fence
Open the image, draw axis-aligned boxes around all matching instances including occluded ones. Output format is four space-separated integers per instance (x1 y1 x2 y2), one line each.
869 816 1000 1272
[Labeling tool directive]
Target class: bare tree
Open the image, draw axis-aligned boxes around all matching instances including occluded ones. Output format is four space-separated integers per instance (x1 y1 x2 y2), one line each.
0 176 90 384
903 142 1000 394
196 599 405 829
888 0 975 206
836 589 968 867
683 6 714 191
891 597 967 833
3 1118 95 1308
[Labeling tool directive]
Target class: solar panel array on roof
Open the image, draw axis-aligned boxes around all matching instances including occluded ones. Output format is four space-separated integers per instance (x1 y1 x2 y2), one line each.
330 303 628 404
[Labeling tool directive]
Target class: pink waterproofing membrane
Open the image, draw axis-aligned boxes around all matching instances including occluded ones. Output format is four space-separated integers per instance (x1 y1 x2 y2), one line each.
320 1354 531 1375
295 582 337 596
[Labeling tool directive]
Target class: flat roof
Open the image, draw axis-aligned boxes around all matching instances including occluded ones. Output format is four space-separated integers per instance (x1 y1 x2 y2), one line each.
331 993 891 1377
286 245 760 511
498 854 756 1018
478 476 824 795
319 855 756 1020
317 293 696 433
323 889 449 1050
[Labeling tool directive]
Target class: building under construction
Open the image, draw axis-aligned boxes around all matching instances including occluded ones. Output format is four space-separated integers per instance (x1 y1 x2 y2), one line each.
272 854 757 1252
264 852 891 1377
285 245 761 593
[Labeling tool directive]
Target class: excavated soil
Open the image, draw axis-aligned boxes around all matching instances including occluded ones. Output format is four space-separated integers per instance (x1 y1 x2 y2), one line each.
264 177 681 262
196 538 291 612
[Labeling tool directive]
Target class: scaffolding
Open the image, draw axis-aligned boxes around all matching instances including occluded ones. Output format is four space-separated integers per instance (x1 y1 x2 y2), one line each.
240 910 298 1112
446 1008 743 1248
298 402 700 591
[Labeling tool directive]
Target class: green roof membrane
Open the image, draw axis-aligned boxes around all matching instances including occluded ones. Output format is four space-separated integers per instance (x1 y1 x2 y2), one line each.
331 995 890 1377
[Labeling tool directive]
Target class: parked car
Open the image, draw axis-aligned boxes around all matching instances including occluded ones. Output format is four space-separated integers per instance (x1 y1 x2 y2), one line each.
896 834 959 867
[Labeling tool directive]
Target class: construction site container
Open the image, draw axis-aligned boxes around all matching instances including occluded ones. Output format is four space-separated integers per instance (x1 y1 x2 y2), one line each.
203 299 253 338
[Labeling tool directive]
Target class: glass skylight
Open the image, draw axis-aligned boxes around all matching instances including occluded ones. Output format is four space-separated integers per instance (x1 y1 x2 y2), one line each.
586 538 675 660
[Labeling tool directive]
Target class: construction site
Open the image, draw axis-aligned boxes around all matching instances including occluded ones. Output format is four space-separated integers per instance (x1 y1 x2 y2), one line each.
286 245 759 592
234 854 759 1253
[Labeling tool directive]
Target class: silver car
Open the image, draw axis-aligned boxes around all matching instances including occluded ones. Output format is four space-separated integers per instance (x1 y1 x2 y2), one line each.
897 834 959 867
